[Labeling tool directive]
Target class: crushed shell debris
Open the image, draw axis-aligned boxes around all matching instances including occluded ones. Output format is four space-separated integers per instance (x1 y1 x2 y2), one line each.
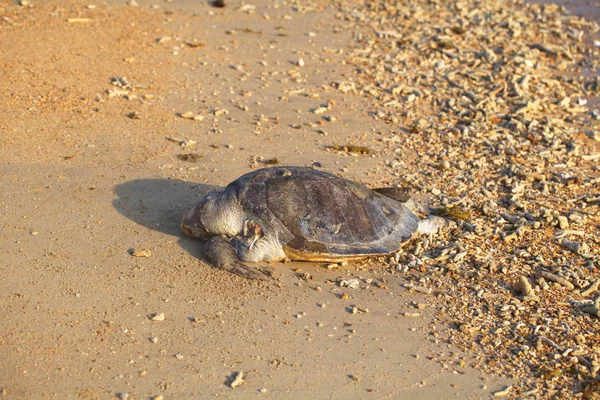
326 0 600 397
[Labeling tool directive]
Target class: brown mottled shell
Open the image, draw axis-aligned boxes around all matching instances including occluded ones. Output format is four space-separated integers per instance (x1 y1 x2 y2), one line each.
225 167 419 260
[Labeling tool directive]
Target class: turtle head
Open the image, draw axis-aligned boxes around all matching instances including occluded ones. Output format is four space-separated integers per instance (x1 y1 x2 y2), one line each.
181 200 212 241
181 191 243 241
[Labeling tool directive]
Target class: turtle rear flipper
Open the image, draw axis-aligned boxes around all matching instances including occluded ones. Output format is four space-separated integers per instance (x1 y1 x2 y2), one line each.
204 236 272 280
373 187 411 203
374 187 433 215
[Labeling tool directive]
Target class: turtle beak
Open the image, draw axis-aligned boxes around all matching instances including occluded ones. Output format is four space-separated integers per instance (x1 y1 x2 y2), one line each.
181 225 195 237
248 234 260 251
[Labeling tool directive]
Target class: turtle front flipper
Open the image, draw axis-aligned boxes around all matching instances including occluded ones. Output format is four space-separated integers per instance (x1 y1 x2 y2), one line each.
204 235 272 280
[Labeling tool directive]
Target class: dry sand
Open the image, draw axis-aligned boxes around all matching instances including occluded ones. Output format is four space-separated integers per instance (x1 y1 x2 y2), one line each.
1 0 598 399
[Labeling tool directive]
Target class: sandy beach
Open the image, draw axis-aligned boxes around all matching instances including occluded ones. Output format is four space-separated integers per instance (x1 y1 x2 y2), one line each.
1 0 599 398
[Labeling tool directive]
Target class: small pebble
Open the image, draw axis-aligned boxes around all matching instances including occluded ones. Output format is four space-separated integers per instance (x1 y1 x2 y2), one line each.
150 313 165 321
180 111 194 119
132 249 152 257
493 385 513 397
339 279 360 289
229 372 245 388
126 111 141 119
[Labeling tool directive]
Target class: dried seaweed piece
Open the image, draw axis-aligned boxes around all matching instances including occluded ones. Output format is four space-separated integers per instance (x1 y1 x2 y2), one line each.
450 26 466 35
436 40 455 50
328 144 371 155
185 42 205 48
212 0 225 8
528 43 558 56
242 28 262 35
126 112 141 119
436 205 471 221
177 153 202 162
262 158 280 166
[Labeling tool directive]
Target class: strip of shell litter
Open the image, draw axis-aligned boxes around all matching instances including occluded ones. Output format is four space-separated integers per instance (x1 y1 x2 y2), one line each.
331 0 600 397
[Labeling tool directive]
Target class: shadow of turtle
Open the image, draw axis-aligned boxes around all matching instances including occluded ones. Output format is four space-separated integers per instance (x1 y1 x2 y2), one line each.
113 178 219 258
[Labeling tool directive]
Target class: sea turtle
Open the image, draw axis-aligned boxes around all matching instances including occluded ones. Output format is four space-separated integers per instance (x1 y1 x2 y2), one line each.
181 166 431 280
